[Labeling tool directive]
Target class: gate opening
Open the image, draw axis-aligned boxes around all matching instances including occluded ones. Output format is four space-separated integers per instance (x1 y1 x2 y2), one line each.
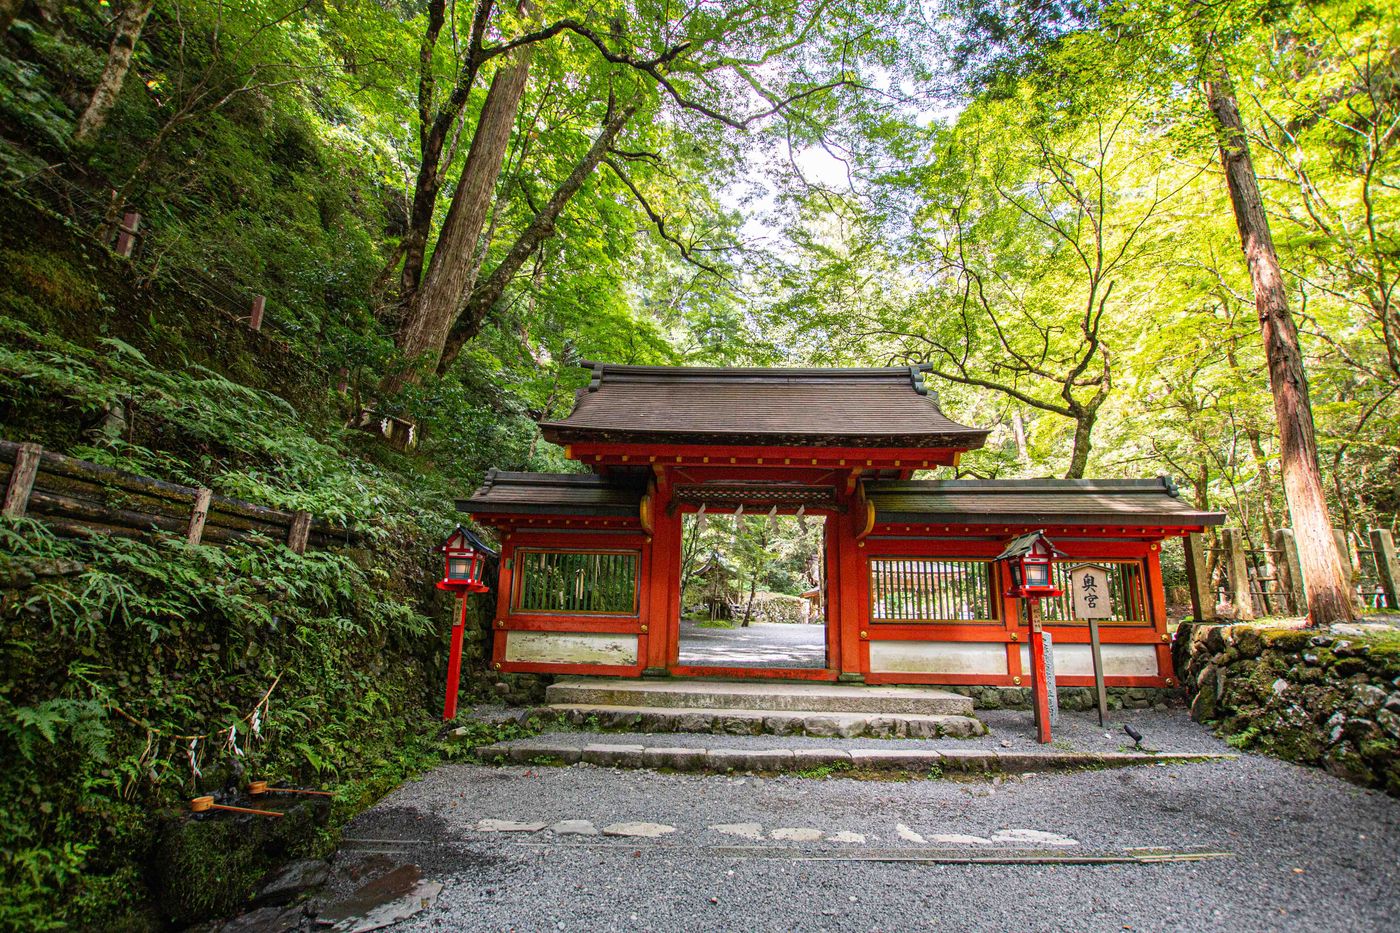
676 510 827 669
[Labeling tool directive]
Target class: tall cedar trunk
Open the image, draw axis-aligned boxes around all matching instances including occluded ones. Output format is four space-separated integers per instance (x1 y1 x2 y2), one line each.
385 47 533 391
1203 58 1355 624
393 0 496 305
436 101 640 372
73 0 156 145
1 0 22 33
396 0 451 304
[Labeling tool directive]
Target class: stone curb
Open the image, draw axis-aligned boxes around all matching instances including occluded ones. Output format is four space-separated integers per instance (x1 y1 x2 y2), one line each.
473 742 1235 774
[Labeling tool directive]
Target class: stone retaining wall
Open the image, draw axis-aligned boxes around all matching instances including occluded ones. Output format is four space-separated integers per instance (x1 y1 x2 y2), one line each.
1174 620 1400 796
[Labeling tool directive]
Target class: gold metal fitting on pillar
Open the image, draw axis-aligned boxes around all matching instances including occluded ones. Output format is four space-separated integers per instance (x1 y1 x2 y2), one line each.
640 624 648 633
493 662 502 670
859 630 868 639
1012 676 1022 685
1009 632 1019 641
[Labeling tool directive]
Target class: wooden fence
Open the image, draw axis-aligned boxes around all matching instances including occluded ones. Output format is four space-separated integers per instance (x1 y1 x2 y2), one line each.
0 440 357 553
1184 526 1400 620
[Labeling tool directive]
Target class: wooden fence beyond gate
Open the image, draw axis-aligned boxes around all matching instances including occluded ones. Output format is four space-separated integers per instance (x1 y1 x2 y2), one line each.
1184 526 1400 620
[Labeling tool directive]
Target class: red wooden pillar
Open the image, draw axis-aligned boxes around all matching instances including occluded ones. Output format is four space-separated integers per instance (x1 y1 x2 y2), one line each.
1026 599 1052 744
643 479 679 672
832 517 864 677
443 594 469 720
1146 544 1174 684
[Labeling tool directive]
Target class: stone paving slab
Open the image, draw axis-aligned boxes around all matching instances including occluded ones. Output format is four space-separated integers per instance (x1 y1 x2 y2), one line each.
474 739 1232 774
545 676 975 715
546 703 986 738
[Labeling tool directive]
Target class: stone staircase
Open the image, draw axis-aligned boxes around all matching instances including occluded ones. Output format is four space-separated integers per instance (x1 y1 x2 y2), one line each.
542 677 987 739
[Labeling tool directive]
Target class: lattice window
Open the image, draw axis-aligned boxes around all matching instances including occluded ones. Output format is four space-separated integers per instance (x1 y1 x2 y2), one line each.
869 558 997 623
514 550 639 615
1038 561 1148 624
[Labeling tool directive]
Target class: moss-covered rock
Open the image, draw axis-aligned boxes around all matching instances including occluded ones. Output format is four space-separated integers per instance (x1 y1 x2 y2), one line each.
1179 621 1400 797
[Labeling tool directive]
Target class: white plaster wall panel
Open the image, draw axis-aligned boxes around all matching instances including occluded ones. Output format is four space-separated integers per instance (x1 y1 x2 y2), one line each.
1018 642 1159 677
504 632 638 666
868 641 1009 675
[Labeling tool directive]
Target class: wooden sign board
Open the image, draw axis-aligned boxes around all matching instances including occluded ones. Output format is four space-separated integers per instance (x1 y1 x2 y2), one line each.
1070 563 1113 620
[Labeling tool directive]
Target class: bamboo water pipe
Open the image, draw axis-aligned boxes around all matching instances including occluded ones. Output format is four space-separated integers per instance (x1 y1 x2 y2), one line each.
247 780 334 797
190 795 284 818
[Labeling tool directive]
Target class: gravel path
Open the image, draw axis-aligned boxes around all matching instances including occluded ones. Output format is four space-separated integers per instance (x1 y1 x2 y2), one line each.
678 620 826 668
337 711 1400 932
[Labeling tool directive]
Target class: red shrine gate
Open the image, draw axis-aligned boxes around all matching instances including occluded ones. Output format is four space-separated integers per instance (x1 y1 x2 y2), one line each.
461 364 1223 689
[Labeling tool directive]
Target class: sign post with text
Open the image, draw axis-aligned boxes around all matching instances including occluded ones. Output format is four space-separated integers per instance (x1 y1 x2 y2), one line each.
1070 563 1114 726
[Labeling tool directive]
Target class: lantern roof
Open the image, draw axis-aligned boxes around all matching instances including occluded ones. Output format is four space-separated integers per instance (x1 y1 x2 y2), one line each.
435 523 498 558
995 530 1068 562
538 362 988 449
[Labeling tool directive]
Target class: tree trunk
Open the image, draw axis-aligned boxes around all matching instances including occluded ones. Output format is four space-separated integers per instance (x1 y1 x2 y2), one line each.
392 0 497 306
1011 410 1029 463
1202 56 1355 625
385 46 534 392
1 0 23 33
73 0 156 146
395 0 452 305
436 100 640 372
1064 410 1095 479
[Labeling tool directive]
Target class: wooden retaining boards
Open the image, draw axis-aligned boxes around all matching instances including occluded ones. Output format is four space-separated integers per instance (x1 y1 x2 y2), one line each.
0 439 358 552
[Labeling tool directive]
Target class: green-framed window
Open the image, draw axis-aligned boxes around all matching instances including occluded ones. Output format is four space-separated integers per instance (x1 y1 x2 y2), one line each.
513 549 639 615
869 558 997 623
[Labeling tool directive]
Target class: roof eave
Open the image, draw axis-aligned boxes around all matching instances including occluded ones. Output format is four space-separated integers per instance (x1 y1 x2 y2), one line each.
456 498 640 518
872 509 1226 529
538 425 991 449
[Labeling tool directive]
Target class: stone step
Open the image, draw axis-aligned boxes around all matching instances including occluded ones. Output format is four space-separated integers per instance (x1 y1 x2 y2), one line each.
473 739 1236 774
545 677 976 716
545 704 986 739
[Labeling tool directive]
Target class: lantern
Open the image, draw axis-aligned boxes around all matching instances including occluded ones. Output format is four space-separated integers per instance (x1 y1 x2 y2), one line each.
435 525 494 594
996 530 1066 599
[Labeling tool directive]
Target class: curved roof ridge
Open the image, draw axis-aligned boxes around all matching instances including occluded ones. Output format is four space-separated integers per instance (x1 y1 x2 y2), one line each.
540 361 986 449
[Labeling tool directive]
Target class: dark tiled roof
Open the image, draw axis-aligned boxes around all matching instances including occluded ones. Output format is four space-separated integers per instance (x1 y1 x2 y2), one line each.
457 470 645 517
538 362 988 448
864 477 1225 528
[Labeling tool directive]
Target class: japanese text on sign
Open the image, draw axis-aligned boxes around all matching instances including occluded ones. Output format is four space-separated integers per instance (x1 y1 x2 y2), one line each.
1071 564 1113 619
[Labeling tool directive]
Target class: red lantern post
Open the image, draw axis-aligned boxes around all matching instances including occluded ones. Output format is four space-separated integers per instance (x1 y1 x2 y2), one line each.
435 526 494 721
996 531 1066 744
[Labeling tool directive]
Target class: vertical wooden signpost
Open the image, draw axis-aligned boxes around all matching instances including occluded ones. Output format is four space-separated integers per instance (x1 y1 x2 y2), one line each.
1071 563 1114 726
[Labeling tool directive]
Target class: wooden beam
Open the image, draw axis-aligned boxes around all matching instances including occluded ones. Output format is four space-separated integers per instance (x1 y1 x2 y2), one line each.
2 442 42 518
